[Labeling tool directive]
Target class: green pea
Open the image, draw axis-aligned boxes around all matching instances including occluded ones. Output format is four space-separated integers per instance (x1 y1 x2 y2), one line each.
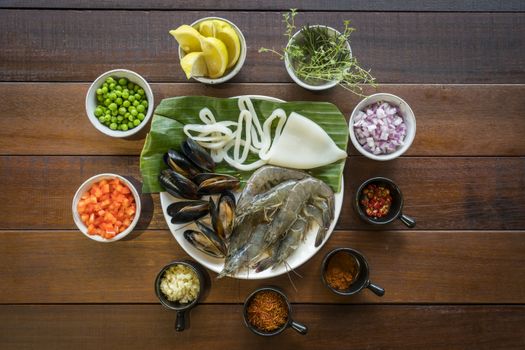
116 97 123 106
104 99 111 106
115 90 122 97
138 88 145 96
111 110 118 116
117 116 123 122
116 85 123 91
125 112 131 119
118 107 126 115
98 116 105 123
134 93 141 100
101 86 108 94
128 95 135 102
108 103 117 111
128 121 134 129
137 113 145 121
94 107 103 116
141 101 148 108
133 100 139 107
97 96 104 103
111 116 117 123
133 119 140 126
122 91 129 99
104 115 111 122
130 109 138 116
121 124 129 131
128 114 135 121
123 100 130 108
133 85 139 92
118 78 128 86
110 123 118 130
127 82 134 90
109 92 117 100
109 83 116 90
136 105 145 113
96 88 103 95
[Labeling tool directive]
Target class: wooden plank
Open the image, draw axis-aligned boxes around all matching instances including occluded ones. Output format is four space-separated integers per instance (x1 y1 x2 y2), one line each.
1 305 524 349
1 11 524 83
0 156 523 231
1 230 524 303
2 0 524 11
2 83 525 157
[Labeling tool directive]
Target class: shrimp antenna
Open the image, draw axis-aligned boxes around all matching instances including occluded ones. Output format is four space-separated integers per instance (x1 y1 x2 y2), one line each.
284 262 298 292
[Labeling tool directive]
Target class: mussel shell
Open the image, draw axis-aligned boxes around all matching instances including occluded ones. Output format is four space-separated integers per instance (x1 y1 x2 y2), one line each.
167 200 209 224
184 230 225 258
211 191 236 241
197 174 240 195
158 169 200 200
192 173 220 186
163 149 201 178
195 220 227 255
182 138 215 173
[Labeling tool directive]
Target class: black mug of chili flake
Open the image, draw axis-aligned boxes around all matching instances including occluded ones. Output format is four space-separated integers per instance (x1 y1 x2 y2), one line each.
243 287 308 336
355 177 416 228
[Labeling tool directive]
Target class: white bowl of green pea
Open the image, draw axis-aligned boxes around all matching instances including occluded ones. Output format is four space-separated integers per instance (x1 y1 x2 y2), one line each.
86 69 154 138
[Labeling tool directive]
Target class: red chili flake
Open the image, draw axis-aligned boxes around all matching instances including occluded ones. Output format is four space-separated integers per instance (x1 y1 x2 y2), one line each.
360 184 392 218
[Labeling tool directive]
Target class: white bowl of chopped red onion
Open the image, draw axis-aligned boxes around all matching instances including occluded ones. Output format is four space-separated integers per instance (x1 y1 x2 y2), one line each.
349 93 416 161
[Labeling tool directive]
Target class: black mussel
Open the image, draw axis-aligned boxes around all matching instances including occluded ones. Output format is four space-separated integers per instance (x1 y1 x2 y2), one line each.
197 174 240 195
163 149 201 178
211 191 236 241
184 230 225 258
195 220 227 255
167 200 209 224
181 138 215 173
192 172 219 186
158 169 200 200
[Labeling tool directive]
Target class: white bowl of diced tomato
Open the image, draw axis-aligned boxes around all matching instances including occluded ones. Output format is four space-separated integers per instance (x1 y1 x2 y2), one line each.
72 173 141 242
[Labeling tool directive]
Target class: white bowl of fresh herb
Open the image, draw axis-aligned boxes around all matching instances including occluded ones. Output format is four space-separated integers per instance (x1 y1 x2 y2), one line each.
260 9 375 94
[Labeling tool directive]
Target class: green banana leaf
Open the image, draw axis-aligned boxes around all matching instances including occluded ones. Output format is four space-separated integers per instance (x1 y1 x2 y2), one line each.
139 96 348 193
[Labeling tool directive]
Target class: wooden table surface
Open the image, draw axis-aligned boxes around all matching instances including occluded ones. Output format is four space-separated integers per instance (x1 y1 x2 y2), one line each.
1 2 525 349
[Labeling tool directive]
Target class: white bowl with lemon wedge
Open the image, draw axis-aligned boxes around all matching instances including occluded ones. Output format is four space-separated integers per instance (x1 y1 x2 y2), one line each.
170 17 246 84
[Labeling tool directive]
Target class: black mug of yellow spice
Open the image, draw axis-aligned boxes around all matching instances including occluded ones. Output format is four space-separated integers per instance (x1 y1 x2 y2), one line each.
154 260 208 332
355 177 416 228
243 287 308 336
321 248 385 297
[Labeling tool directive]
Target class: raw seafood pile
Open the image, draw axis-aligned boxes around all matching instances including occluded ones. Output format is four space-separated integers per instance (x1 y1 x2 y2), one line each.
219 166 335 277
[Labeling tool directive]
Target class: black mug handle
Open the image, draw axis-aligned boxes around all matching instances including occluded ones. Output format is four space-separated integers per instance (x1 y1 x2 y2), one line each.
399 213 416 228
290 320 308 335
366 281 385 297
175 310 186 332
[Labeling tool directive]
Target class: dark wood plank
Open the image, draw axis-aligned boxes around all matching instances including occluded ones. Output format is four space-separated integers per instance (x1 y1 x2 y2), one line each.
1 305 524 350
1 230 524 303
0 156 523 231
2 0 524 12
2 83 525 157
1 11 524 83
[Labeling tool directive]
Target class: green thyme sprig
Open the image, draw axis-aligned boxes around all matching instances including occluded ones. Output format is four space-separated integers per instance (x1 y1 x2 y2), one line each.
259 9 376 96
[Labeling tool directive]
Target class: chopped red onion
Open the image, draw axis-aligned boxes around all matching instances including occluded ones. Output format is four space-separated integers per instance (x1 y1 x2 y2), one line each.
353 101 406 155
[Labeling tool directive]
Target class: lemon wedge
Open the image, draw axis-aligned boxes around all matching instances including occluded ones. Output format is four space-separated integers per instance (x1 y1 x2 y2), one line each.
215 26 240 69
180 52 208 79
169 25 203 53
201 37 228 79
198 20 232 37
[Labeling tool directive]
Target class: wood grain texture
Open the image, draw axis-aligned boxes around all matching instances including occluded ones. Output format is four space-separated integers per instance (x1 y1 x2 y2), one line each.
1 156 524 231
1 11 524 83
1 230 524 304
2 83 525 156
2 0 524 11
1 305 524 350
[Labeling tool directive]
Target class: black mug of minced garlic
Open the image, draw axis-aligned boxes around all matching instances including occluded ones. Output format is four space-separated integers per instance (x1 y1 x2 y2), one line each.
243 287 307 336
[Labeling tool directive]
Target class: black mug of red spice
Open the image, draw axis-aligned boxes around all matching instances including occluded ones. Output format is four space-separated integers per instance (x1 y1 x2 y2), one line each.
243 287 308 336
355 177 416 228
321 248 385 297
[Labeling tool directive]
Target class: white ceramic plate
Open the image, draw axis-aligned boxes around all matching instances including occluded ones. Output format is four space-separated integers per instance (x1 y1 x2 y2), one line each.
159 95 344 279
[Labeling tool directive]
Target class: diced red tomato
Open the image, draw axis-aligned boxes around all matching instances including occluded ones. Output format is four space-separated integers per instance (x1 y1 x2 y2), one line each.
77 178 136 239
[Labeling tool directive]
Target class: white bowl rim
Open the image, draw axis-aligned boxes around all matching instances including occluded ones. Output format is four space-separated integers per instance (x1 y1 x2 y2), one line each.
284 25 352 91
85 68 154 138
177 16 247 85
72 173 142 243
349 92 416 161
